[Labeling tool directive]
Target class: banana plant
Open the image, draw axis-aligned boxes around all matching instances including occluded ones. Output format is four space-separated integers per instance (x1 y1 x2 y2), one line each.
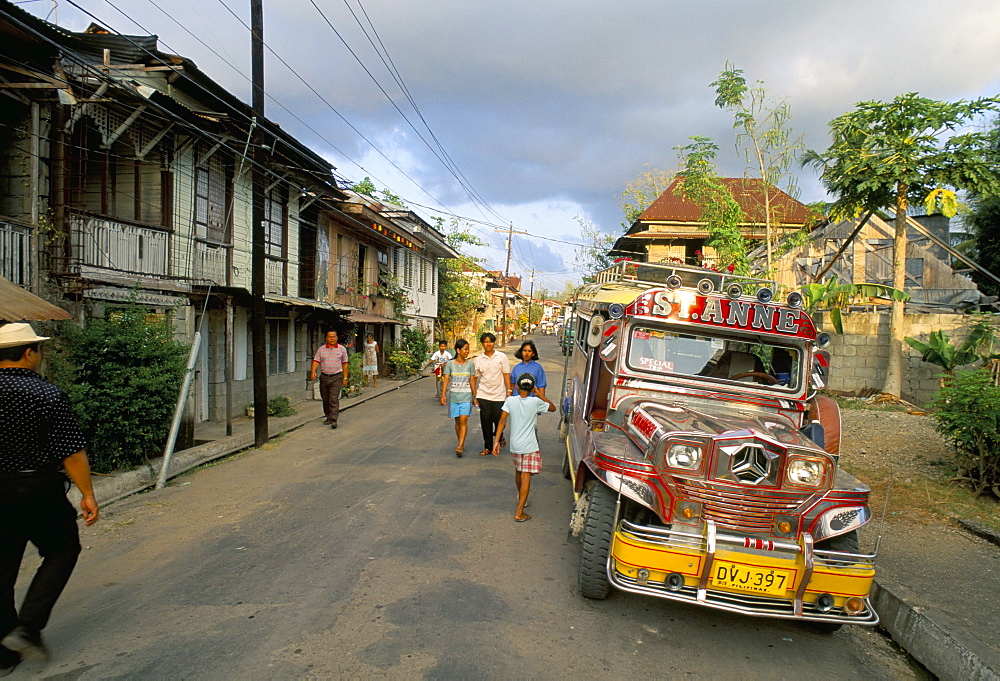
905 316 999 375
800 277 910 334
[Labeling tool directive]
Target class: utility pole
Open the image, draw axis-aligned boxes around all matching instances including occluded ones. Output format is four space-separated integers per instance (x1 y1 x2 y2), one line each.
250 0 268 447
526 270 537 330
494 224 528 346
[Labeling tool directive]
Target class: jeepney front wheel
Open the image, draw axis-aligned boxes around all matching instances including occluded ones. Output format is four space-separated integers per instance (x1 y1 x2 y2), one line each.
578 480 617 599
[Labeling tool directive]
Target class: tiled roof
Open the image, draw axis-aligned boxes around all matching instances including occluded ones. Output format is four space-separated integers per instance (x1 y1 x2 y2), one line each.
634 178 811 229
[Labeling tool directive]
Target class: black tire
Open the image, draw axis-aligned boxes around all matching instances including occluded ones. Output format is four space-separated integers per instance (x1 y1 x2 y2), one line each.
562 447 572 480
815 530 859 553
578 480 617 599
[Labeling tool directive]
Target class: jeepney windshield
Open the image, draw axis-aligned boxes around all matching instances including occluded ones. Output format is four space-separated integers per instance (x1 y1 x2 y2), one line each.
626 326 801 390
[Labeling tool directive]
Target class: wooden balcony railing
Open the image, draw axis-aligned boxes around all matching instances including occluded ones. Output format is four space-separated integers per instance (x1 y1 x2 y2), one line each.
194 240 230 286
0 218 32 286
68 212 169 278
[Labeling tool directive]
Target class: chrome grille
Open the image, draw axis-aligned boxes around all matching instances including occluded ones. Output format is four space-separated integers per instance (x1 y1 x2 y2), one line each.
674 479 807 533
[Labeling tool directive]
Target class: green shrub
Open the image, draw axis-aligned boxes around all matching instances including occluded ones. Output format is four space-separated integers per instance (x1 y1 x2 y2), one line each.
400 326 431 364
267 395 296 417
930 367 1000 496
49 307 188 474
387 349 420 377
342 352 364 396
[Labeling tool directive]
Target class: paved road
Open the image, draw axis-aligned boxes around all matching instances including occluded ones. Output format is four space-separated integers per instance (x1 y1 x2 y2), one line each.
13 336 925 679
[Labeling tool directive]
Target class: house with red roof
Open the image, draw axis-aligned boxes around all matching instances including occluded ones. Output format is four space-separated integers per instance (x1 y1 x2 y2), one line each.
609 177 813 266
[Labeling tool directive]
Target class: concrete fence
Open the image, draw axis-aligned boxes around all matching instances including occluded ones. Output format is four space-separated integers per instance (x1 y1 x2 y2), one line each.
813 311 990 406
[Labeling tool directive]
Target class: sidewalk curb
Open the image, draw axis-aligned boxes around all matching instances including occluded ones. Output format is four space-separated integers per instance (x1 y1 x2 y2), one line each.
872 576 1000 681
74 376 425 509
957 519 1000 548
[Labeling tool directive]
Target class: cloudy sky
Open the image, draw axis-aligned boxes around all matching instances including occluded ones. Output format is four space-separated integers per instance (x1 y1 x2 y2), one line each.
27 0 1000 294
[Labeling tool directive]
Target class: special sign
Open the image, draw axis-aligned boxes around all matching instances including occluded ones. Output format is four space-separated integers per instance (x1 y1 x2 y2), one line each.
624 289 817 340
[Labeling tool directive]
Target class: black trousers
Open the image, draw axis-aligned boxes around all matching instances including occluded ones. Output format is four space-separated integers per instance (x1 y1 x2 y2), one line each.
478 398 504 451
0 471 81 638
319 372 343 424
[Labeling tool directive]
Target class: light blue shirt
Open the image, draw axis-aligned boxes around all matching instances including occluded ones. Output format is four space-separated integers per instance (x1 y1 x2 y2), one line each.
501 394 549 454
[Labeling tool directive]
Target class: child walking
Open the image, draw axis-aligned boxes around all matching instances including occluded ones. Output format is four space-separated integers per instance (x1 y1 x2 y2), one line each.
492 373 555 522
425 340 453 399
440 339 474 457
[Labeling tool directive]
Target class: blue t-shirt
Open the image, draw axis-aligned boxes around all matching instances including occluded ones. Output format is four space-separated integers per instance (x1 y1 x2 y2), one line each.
501 394 549 454
511 359 546 389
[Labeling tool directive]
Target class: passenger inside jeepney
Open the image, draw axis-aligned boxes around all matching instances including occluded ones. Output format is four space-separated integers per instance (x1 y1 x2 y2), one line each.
625 327 800 389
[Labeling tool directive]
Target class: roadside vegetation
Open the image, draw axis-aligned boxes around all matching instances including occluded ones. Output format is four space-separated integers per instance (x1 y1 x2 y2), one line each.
48 305 188 474
834 395 1000 535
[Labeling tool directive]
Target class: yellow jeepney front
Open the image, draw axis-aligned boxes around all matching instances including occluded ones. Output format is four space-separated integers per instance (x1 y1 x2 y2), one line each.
608 520 877 624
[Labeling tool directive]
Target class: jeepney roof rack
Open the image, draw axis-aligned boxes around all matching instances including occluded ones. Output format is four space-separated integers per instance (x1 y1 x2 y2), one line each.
593 260 777 295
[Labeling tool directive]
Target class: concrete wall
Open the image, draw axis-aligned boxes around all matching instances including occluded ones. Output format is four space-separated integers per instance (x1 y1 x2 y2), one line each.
814 311 987 406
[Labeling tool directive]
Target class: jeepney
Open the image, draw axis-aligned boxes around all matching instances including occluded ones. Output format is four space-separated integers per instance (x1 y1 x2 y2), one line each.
560 261 878 628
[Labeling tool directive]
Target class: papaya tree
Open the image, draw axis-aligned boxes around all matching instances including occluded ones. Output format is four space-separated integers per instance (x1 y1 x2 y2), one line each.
806 93 1000 398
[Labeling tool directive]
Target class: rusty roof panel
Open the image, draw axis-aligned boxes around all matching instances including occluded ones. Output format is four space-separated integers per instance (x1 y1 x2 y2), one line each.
0 276 72 321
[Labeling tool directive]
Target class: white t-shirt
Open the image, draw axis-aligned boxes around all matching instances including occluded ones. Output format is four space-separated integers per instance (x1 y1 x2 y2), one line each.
430 349 452 367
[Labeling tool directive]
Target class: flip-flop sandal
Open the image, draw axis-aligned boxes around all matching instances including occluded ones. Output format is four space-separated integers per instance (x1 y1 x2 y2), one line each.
479 450 490 456
514 515 532 523
456 448 463 457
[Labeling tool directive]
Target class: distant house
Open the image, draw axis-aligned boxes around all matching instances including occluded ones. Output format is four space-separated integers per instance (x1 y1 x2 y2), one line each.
610 178 812 266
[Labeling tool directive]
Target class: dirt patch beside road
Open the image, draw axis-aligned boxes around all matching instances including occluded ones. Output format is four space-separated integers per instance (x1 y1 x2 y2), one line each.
837 406 999 533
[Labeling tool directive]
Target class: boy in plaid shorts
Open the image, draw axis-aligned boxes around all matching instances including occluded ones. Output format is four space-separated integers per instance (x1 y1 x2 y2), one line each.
493 373 555 522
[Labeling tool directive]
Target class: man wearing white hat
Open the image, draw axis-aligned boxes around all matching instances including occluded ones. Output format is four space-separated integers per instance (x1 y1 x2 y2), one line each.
0 323 99 675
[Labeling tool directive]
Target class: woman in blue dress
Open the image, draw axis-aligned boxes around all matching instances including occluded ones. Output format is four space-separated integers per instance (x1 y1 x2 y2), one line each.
511 340 547 400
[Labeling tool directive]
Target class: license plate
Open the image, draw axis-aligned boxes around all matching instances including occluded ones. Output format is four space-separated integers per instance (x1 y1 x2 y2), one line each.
711 561 793 596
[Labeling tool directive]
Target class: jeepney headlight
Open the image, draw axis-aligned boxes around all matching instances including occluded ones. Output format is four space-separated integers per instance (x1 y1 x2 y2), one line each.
666 443 702 470
786 457 827 487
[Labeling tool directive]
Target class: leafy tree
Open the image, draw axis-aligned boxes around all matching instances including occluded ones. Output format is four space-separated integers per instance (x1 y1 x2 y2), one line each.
674 136 748 274
806 93 1000 398
963 119 1000 297
49 307 188 473
573 216 616 282
352 177 377 196
712 63 805 273
380 188 407 207
618 164 673 228
436 219 487 340
349 177 407 207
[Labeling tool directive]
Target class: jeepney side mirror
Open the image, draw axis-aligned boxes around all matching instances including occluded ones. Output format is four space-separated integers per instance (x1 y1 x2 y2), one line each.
811 350 831 390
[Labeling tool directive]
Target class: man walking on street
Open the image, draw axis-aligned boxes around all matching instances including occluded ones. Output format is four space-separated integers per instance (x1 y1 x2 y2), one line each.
309 330 349 429
0 323 99 675
470 332 511 457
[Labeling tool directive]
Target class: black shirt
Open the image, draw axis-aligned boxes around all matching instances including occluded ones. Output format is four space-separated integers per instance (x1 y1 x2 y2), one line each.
0 367 87 472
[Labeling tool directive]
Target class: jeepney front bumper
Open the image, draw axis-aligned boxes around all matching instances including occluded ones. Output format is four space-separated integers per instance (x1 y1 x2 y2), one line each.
609 519 878 625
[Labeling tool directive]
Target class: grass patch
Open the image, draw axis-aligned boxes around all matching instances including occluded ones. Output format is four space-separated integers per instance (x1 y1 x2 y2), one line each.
830 394 911 413
843 459 1000 534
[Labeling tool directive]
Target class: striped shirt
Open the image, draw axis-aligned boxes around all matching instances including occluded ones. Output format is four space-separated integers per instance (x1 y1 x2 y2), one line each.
313 343 348 374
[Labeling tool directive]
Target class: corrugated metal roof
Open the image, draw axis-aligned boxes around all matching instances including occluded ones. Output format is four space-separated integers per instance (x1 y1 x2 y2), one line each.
636 178 812 228
347 312 406 325
264 294 354 313
0 276 72 321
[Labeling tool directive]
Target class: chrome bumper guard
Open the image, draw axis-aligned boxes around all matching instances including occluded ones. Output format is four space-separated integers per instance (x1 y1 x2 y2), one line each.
611 519 879 626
